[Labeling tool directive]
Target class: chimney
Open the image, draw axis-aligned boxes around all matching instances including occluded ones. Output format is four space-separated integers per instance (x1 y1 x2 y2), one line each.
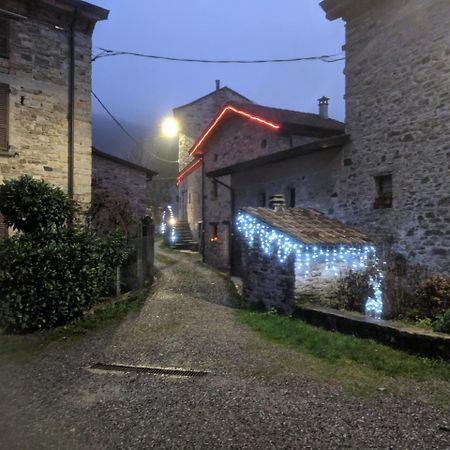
269 194 286 212
318 96 330 119
215 79 221 91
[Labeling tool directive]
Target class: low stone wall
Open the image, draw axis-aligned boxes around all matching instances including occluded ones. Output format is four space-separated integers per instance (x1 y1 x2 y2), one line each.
241 240 295 314
294 304 450 360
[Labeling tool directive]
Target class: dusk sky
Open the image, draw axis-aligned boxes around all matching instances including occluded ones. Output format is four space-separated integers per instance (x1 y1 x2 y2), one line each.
89 0 345 162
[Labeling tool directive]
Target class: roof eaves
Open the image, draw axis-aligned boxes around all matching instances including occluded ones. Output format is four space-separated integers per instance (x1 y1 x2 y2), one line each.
206 134 349 178
173 87 252 112
92 147 158 177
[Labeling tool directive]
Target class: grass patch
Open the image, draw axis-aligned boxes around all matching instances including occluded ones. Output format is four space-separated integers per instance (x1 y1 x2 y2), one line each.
0 286 152 365
236 309 450 382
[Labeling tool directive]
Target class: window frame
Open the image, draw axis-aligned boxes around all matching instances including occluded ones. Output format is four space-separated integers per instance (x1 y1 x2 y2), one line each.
374 174 393 209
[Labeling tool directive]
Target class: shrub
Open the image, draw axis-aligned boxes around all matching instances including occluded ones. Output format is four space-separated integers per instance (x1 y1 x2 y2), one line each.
432 309 450 334
0 177 127 333
415 276 450 319
336 268 375 313
0 175 76 233
381 253 428 320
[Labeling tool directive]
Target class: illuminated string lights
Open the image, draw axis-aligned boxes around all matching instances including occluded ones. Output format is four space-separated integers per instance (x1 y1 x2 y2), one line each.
189 106 281 157
161 205 178 243
236 211 384 318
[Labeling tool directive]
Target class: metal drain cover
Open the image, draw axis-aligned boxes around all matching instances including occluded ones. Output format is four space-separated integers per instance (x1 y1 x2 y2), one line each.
90 363 209 377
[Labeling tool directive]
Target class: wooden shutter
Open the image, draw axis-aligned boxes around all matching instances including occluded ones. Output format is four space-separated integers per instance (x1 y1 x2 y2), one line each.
0 83 8 152
0 17 9 58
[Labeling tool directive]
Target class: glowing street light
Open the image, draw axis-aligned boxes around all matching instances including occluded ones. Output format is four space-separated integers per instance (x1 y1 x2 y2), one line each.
161 117 179 137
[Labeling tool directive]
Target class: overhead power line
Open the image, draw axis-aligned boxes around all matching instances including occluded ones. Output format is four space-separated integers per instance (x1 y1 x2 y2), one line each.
91 90 179 165
92 48 345 64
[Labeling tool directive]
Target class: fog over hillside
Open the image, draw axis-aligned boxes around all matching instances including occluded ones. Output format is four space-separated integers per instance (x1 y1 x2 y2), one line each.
92 114 178 178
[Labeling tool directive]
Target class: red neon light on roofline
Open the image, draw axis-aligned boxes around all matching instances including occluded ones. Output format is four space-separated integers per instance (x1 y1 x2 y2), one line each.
177 158 202 186
189 106 281 156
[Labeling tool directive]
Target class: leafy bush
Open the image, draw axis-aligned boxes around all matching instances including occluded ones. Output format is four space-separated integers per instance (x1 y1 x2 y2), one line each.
336 269 375 313
0 177 127 333
381 253 428 320
0 175 76 233
432 309 450 334
415 276 450 319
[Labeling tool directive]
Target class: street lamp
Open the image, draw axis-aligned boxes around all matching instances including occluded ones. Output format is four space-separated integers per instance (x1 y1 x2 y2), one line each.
161 117 179 138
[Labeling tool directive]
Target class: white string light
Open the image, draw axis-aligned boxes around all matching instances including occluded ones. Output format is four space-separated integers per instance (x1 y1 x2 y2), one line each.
236 211 384 318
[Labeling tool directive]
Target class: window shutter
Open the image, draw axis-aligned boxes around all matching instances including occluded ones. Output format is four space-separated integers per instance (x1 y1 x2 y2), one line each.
0 18 9 58
0 83 8 152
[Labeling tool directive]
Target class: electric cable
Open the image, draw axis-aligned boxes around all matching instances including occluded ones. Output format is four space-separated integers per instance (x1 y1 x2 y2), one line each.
92 48 345 64
92 90 179 164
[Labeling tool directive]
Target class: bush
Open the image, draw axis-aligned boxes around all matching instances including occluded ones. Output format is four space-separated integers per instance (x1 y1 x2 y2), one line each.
432 309 450 334
0 175 76 233
415 276 450 319
336 269 375 313
0 177 127 333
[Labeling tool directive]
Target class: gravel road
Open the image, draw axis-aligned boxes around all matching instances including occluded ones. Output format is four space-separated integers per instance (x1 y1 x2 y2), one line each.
0 245 449 449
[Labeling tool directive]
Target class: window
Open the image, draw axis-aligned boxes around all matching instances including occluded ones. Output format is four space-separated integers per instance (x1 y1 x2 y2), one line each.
257 192 266 207
261 139 267 149
210 223 219 243
374 174 393 209
188 192 191 204
0 17 10 59
211 179 218 199
0 83 8 152
289 188 296 208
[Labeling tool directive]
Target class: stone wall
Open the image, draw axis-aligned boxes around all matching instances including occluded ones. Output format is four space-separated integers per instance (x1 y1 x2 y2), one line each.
202 116 335 270
241 238 295 314
0 2 103 211
92 153 151 222
331 0 450 272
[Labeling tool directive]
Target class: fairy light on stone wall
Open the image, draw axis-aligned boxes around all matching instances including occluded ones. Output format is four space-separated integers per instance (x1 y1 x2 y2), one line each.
161 206 178 243
236 211 384 317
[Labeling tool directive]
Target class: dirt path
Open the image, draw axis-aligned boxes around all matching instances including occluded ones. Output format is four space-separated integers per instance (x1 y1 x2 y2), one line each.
0 245 449 449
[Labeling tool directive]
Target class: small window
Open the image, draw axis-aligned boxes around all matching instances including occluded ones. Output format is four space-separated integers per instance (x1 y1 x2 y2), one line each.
289 188 296 208
258 192 266 207
211 179 218 199
188 192 191 204
374 174 393 209
0 18 10 59
0 83 8 152
210 223 219 243
261 139 267 149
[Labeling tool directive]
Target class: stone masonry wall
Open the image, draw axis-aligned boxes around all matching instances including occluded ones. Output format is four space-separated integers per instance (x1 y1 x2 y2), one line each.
333 0 450 272
202 117 318 270
0 3 96 210
241 238 295 314
92 154 151 221
174 88 251 231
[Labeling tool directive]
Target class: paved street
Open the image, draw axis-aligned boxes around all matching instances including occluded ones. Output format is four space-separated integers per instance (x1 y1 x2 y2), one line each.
0 246 449 449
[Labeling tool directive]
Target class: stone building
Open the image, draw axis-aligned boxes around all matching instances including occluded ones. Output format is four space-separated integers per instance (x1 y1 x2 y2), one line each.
91 147 157 234
178 99 345 271
320 0 450 272
0 0 108 234
173 82 251 242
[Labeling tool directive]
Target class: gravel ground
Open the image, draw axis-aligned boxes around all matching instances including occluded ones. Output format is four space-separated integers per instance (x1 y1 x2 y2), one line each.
0 246 449 450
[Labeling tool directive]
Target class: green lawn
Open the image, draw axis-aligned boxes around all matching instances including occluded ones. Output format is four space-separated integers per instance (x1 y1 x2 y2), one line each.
236 309 450 404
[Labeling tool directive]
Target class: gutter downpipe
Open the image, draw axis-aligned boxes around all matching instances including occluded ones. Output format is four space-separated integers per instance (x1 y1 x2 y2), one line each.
201 157 205 263
212 177 235 274
68 8 78 199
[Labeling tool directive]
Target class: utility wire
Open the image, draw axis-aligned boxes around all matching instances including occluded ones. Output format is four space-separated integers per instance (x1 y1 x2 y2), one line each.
92 90 179 165
92 48 345 64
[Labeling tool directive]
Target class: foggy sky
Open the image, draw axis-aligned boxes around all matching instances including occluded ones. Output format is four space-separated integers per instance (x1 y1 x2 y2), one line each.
90 0 345 159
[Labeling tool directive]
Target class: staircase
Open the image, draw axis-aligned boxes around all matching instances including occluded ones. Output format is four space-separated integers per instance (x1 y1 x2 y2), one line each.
170 220 199 251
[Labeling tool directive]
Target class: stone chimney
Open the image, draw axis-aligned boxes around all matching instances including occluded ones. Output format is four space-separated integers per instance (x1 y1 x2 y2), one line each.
215 80 221 91
269 194 286 212
318 96 330 119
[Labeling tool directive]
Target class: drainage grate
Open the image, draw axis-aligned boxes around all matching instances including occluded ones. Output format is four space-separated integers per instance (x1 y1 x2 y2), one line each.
90 363 209 377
